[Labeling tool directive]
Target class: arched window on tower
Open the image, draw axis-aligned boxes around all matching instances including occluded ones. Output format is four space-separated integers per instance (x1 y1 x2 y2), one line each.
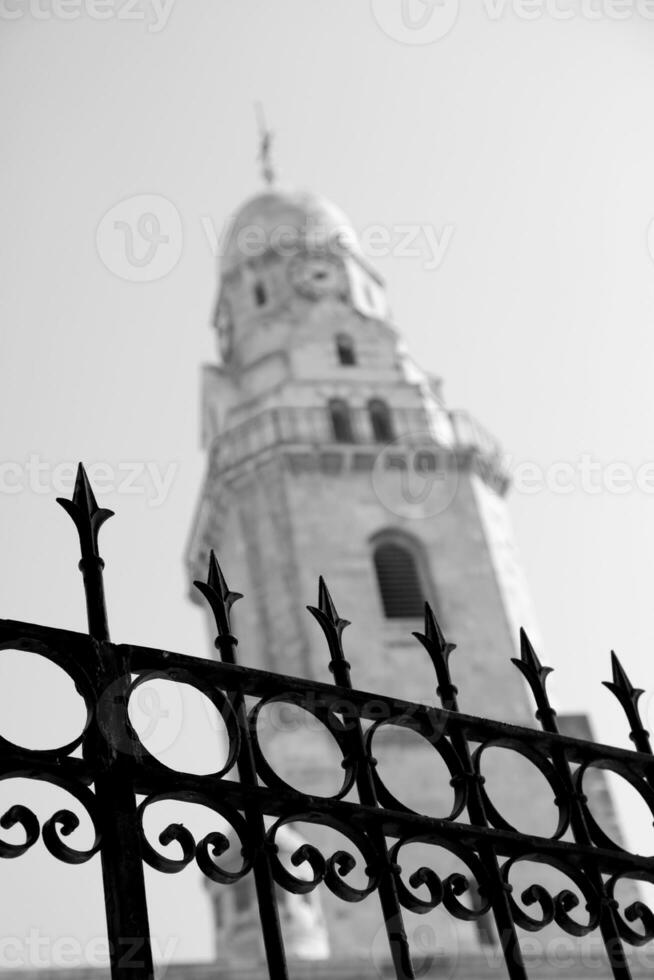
328 398 354 443
372 535 426 619
254 280 267 307
336 333 356 366
368 399 394 443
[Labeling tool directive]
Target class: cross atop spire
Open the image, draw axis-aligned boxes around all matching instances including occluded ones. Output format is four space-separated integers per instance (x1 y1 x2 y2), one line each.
255 102 275 187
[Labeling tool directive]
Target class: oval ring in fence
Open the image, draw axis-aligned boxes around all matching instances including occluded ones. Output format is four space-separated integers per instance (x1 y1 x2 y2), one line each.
576 756 654 853
137 790 252 883
365 713 465 820
472 739 569 840
0 637 94 759
248 692 357 801
116 669 240 779
265 812 380 902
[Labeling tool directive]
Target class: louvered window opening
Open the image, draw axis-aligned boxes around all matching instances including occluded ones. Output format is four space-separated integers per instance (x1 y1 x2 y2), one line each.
254 280 267 306
336 333 356 366
329 399 355 443
374 541 425 618
368 398 394 443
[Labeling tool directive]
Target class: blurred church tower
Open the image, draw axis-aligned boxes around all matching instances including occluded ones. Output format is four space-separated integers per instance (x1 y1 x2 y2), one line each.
183 122 646 971
186 180 543 698
184 173 557 966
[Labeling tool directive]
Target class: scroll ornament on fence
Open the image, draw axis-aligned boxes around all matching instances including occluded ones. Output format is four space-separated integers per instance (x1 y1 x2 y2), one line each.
0 464 652 980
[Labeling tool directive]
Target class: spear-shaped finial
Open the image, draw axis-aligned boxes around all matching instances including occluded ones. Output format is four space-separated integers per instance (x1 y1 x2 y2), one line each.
317 576 349 631
603 651 651 754
56 463 114 640
307 576 352 687
194 550 243 662
413 603 459 712
512 629 558 733
57 463 114 562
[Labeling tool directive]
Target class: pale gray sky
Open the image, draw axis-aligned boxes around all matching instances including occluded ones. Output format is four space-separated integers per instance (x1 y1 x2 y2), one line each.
2 0 654 966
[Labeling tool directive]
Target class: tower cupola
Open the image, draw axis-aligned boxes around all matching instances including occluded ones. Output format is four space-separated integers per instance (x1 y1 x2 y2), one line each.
212 189 389 367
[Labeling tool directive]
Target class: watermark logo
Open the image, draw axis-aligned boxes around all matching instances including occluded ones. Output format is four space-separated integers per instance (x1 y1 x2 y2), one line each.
0 457 178 508
371 436 459 519
371 915 458 977
0 0 176 32
360 222 454 271
507 454 654 497
482 0 654 22
199 214 454 272
127 679 184 758
370 0 460 44
371 0 654 42
96 194 182 283
0 931 178 970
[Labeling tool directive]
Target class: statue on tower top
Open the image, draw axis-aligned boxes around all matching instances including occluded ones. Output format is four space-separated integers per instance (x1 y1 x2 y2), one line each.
255 101 275 187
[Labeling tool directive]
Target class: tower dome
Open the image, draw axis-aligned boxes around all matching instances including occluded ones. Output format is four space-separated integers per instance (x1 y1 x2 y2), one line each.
221 189 361 273
212 187 389 366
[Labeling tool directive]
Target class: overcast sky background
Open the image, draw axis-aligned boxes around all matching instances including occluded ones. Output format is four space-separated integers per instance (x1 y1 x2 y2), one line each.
2 0 654 967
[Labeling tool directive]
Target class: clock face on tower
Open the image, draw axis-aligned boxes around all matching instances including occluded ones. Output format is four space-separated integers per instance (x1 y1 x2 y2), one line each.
214 298 234 361
288 255 345 299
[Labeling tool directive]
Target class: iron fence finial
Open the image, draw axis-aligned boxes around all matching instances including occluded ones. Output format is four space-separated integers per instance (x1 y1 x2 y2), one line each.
603 651 651 754
56 462 113 641
413 603 458 712
314 576 350 631
307 577 351 684
194 550 243 647
605 650 643 705
56 462 114 562
512 628 557 733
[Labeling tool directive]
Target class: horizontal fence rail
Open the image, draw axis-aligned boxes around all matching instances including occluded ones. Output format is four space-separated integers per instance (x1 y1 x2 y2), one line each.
0 465 653 980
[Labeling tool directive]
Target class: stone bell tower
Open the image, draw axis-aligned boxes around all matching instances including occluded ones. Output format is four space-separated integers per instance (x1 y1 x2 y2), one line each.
187 186 541 708
186 186 548 964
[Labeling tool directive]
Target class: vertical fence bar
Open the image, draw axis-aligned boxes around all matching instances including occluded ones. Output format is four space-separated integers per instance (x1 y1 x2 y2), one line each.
515 630 632 980
308 578 416 980
57 465 154 980
195 552 289 980
414 605 528 980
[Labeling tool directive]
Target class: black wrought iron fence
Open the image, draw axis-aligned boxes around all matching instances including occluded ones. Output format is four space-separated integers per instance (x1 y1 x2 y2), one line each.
1 464 653 980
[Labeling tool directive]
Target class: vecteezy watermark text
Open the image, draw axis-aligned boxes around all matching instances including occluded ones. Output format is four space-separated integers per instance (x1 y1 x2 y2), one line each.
95 193 454 283
371 0 654 45
0 0 176 32
370 444 654 522
0 931 178 970
483 0 654 20
200 214 455 272
507 454 654 496
0 457 177 507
